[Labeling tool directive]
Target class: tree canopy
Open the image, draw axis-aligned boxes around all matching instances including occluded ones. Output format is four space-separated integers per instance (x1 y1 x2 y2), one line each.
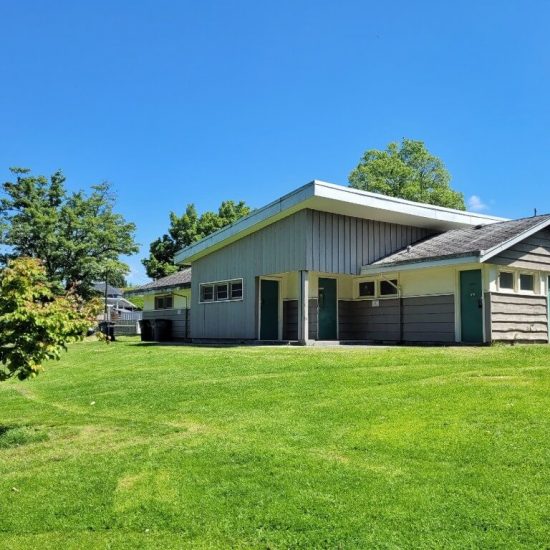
348 139 465 210
143 200 251 279
0 168 138 297
0 258 100 381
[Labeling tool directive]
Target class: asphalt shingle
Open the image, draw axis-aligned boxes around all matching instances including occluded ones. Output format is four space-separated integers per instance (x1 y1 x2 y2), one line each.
371 214 550 268
125 268 192 294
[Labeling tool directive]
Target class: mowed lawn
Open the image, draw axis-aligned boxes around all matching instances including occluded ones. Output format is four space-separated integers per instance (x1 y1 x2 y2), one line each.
1 340 549 549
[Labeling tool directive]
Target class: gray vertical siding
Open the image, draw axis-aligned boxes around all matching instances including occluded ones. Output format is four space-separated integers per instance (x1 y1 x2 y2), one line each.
306 210 433 275
492 229 550 271
190 208 434 339
489 293 548 342
338 294 455 343
191 211 309 339
142 309 190 340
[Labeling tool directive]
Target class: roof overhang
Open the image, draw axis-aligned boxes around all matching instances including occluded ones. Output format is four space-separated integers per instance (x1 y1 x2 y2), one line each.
124 283 191 296
362 255 481 275
175 180 506 265
362 216 550 275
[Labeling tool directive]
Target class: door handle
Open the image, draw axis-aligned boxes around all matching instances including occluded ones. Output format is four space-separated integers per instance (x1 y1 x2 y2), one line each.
478 299 483 308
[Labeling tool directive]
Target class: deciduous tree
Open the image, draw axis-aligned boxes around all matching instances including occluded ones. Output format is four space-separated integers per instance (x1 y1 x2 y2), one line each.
0 168 138 297
143 200 251 279
349 139 465 210
0 258 100 381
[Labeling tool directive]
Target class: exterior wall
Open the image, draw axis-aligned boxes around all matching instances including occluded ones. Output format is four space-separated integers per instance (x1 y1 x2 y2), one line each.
492 229 550 271
191 211 309 339
142 289 191 311
141 289 191 340
306 210 433 275
338 295 455 343
190 209 431 340
489 293 548 342
142 309 190 340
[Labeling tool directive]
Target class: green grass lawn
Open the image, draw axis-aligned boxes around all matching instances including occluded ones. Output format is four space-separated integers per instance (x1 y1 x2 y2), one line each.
1 339 549 549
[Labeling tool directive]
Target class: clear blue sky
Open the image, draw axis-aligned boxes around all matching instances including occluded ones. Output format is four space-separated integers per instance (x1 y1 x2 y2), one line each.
1 1 549 283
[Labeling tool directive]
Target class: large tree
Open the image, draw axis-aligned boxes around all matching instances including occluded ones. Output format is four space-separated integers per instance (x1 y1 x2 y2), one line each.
0 258 100 381
143 200 251 279
348 139 465 210
0 168 138 297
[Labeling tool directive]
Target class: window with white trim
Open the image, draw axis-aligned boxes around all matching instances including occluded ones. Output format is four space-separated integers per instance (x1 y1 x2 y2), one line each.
358 281 375 297
380 279 398 296
356 278 399 298
519 273 534 292
200 278 244 303
154 295 174 309
498 271 514 290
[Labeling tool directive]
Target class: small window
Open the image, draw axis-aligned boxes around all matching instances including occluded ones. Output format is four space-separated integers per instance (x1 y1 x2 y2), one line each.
380 279 398 296
520 273 534 292
201 284 214 302
215 283 228 301
499 272 514 290
154 295 173 309
230 280 243 299
359 281 375 297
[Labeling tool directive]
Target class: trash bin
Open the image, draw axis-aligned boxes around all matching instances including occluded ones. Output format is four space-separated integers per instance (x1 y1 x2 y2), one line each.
139 319 154 341
153 319 173 342
99 321 116 341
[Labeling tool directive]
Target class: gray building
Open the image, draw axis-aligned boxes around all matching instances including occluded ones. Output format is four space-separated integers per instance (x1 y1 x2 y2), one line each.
173 180 550 344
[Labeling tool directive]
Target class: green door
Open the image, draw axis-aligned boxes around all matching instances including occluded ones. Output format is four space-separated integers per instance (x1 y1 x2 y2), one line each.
318 277 337 340
260 279 279 340
460 269 483 343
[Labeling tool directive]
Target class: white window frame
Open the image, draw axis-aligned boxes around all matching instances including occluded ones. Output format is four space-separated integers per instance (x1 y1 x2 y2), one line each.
354 277 399 299
497 270 515 292
496 269 541 295
154 294 174 310
199 278 244 304
518 271 537 294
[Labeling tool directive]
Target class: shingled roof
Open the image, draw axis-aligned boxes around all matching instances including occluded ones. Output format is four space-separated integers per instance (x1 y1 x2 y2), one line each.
365 214 550 272
125 268 192 295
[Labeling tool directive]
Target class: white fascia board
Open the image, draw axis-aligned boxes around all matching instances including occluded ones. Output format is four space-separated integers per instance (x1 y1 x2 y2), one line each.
313 181 506 228
479 217 550 263
361 255 481 275
175 179 507 265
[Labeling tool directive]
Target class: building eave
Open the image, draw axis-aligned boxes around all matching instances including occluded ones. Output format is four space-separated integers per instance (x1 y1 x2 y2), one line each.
361 255 482 275
175 180 506 265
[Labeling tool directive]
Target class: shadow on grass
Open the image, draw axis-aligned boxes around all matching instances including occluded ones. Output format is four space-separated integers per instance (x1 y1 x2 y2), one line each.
0 425 49 449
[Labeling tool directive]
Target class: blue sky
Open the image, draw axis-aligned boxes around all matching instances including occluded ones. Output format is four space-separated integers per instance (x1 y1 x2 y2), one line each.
1 1 549 283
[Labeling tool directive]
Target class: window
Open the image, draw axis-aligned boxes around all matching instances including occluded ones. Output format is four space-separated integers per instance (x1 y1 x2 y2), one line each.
520 273 534 292
200 279 243 303
230 280 243 299
215 282 228 301
201 284 214 302
499 271 514 290
380 279 398 296
154 295 173 309
359 281 375 297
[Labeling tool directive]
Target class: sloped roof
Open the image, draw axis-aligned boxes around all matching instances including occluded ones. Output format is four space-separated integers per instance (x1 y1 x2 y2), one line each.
92 282 122 297
175 181 505 265
364 214 550 273
125 268 192 295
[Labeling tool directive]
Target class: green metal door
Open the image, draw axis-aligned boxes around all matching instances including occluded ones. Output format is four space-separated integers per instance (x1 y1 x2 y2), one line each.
260 279 279 340
318 277 337 340
460 269 483 343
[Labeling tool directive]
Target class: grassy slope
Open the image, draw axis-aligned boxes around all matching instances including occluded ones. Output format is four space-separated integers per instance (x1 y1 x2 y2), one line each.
0 339 549 549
